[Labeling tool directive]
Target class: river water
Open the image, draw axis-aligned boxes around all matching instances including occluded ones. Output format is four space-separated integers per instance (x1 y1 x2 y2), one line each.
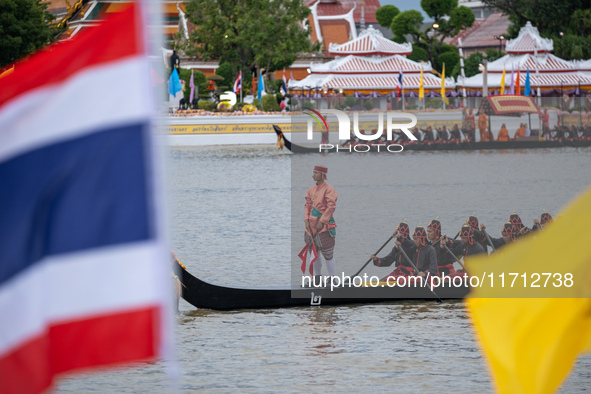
56 145 591 392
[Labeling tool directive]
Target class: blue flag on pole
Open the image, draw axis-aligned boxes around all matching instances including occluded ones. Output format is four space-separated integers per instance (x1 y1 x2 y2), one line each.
168 68 182 97
524 68 531 96
257 72 265 100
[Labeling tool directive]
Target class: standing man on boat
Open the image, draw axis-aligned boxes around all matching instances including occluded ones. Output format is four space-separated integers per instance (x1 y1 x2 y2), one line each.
478 112 489 141
464 108 475 131
305 165 338 277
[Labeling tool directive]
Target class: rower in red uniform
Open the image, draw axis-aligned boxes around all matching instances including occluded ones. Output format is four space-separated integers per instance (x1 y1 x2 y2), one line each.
371 221 414 279
408 225 438 278
468 214 489 251
441 223 486 258
482 221 516 249
426 218 455 275
304 165 338 277
509 212 530 237
532 211 553 232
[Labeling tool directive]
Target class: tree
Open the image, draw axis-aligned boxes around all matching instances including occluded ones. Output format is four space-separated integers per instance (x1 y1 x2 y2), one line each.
185 0 317 91
572 9 591 38
408 44 428 62
388 2 474 72
0 0 55 68
481 0 590 38
375 5 399 28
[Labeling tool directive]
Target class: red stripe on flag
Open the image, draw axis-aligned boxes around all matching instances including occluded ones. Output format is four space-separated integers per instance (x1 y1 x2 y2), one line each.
0 306 160 394
0 3 143 109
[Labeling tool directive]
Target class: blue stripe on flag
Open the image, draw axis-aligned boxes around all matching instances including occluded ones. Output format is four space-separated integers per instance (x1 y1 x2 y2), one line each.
0 123 152 285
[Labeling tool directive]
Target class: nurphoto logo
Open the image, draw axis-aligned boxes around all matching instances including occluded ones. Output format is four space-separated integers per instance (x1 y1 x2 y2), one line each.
303 109 418 152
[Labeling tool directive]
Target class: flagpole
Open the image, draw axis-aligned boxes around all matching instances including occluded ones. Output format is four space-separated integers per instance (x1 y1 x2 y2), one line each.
402 85 405 111
458 38 467 108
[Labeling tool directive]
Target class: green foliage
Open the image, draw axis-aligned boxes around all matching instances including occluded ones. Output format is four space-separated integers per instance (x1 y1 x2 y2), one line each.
440 43 458 54
572 9 591 37
439 52 460 75
426 98 444 108
274 79 285 92
198 100 217 111
251 98 262 109
463 52 484 78
177 68 208 100
262 94 279 111
421 0 457 20
449 6 475 35
485 49 503 63
390 3 472 72
345 97 356 108
558 34 591 60
375 5 400 28
408 44 428 62
0 0 56 68
482 0 586 38
302 100 315 109
216 62 233 87
186 0 316 83
390 10 423 42
363 100 374 111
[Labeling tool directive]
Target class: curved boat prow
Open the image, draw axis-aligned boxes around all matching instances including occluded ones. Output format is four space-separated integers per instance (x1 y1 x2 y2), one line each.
273 125 292 151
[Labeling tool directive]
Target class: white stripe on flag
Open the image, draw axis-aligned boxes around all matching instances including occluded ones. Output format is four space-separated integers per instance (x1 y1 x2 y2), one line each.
0 57 151 163
0 240 168 356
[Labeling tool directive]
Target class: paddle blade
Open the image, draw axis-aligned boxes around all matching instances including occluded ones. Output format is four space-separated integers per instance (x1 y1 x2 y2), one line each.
309 242 318 275
298 243 308 274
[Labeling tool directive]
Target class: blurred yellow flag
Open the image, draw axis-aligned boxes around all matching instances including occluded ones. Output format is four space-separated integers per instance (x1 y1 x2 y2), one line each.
500 65 506 95
466 187 591 394
440 63 448 105
419 66 424 99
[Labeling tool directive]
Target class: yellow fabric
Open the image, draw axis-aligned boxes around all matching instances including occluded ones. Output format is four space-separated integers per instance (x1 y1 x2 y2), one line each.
500 66 506 95
419 66 424 99
466 186 591 394
0 66 14 79
440 63 448 105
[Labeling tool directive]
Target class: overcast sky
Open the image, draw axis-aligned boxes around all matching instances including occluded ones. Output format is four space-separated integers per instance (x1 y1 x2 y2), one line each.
378 0 432 21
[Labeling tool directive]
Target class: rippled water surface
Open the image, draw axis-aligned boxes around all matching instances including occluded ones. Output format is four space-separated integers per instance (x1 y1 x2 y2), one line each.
56 145 591 393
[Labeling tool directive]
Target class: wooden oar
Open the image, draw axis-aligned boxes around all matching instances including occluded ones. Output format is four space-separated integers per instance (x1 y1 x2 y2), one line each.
353 236 394 277
443 244 470 275
397 245 443 304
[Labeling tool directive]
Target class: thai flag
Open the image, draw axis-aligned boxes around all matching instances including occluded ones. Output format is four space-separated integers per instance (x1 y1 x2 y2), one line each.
233 70 242 93
397 71 403 102
0 4 173 394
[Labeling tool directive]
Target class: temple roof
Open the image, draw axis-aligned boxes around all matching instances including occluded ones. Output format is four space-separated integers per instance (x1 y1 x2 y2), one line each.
311 55 431 74
328 25 412 56
485 53 577 73
573 59 591 74
505 22 553 54
291 71 454 92
305 0 380 24
457 69 591 90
